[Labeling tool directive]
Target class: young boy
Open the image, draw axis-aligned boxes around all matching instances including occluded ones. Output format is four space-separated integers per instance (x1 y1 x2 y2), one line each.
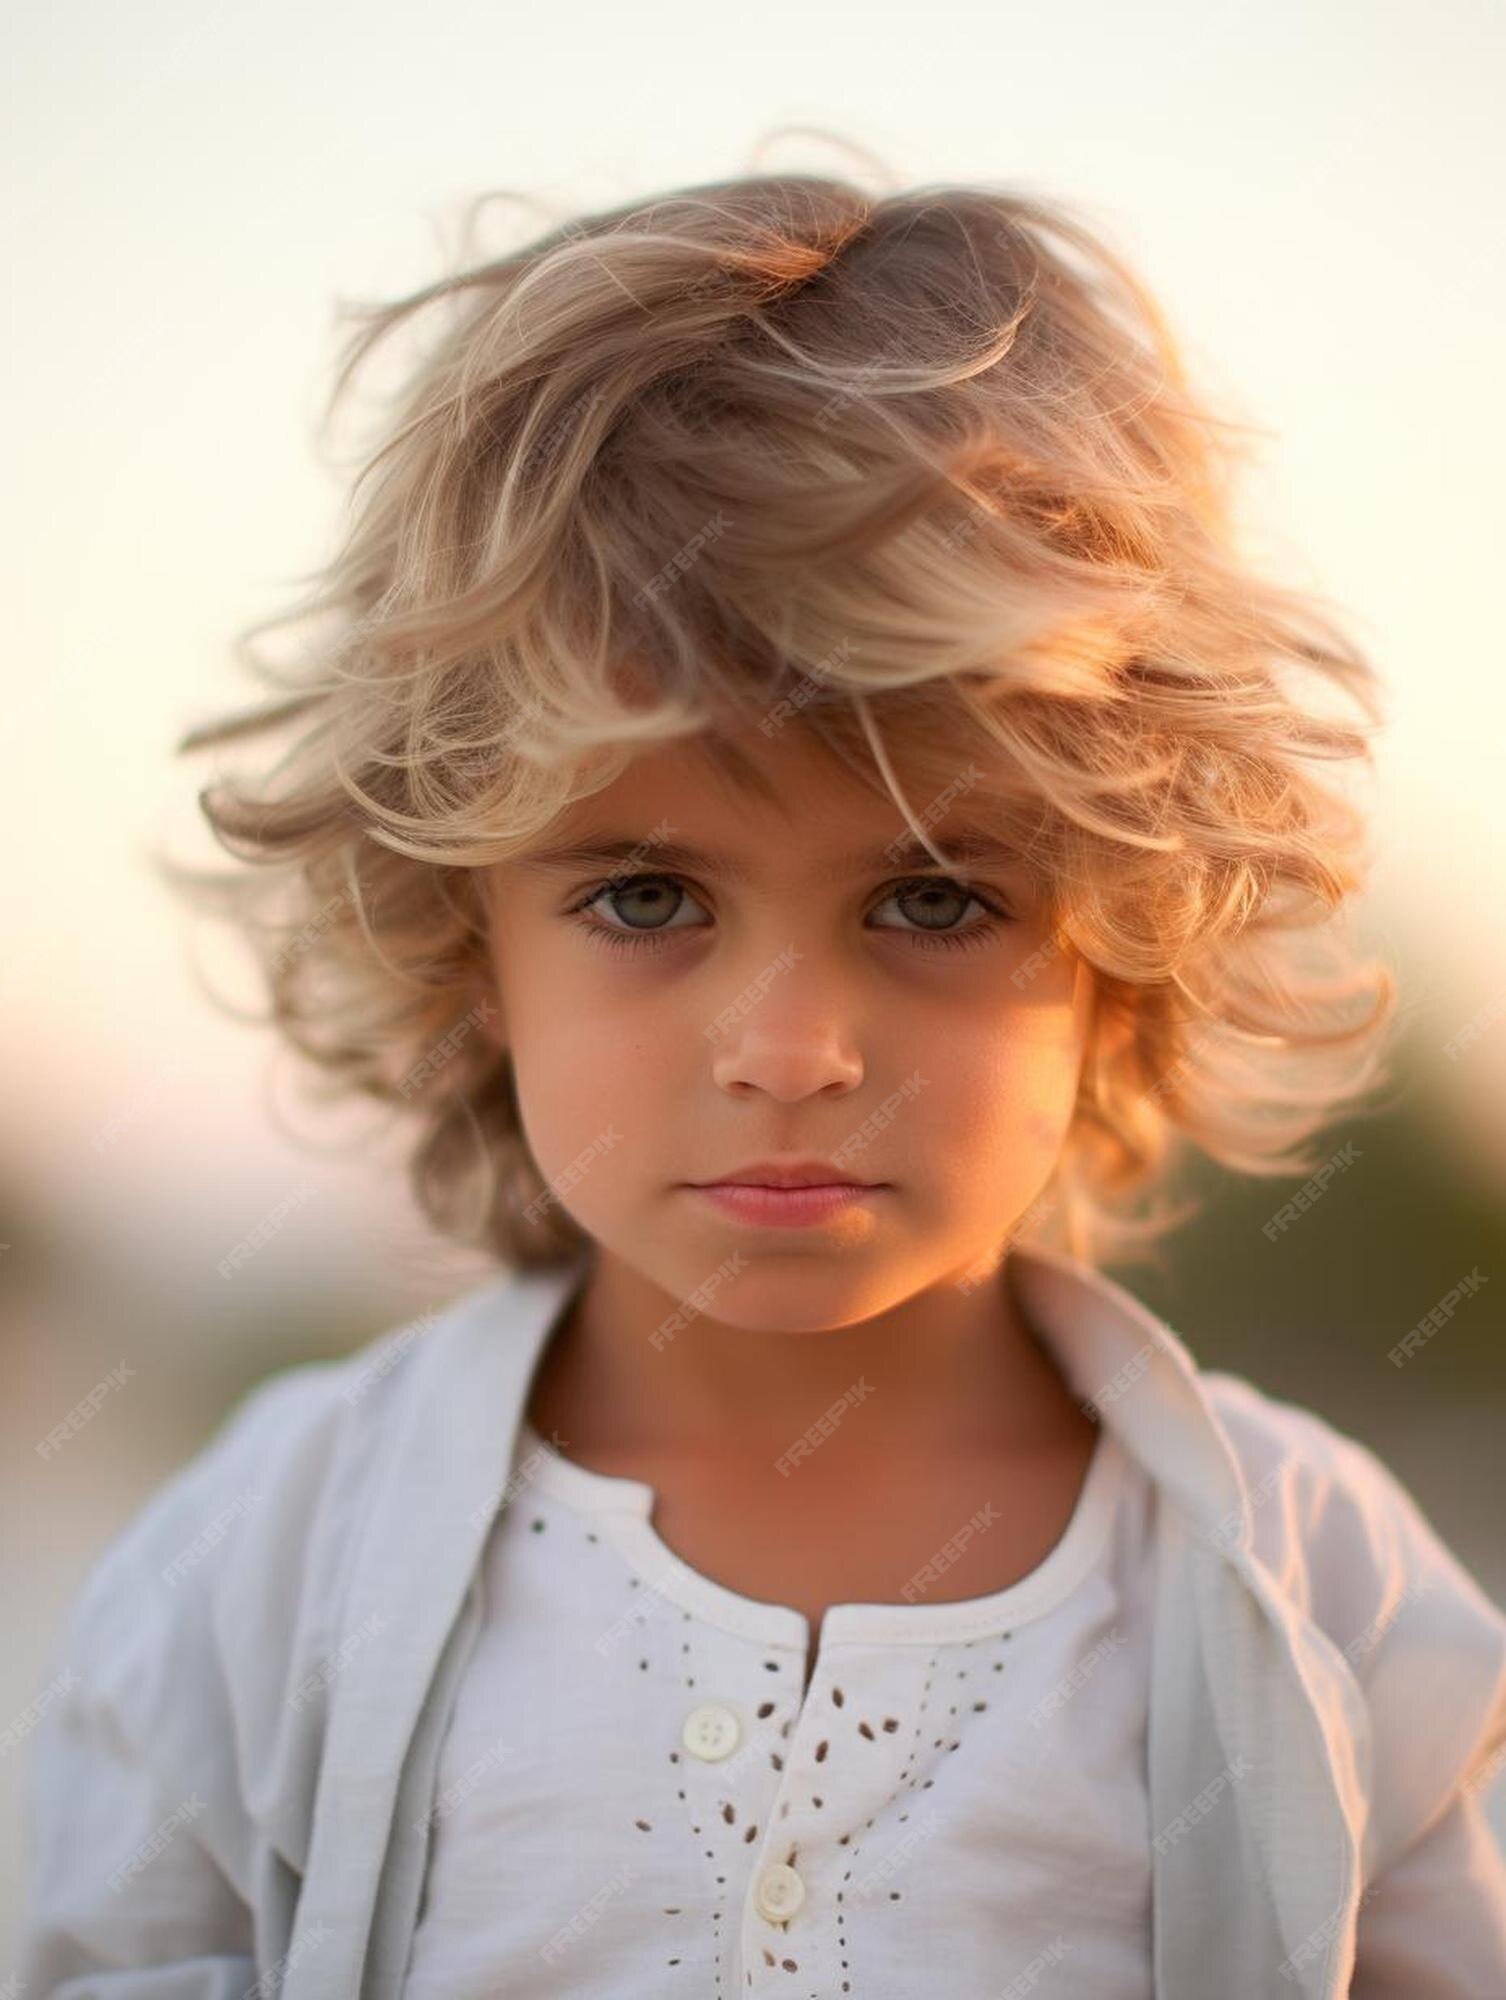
18 167 1506 1997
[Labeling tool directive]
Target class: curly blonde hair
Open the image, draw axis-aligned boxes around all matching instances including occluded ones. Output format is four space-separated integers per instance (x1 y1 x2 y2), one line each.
156 156 1399 1276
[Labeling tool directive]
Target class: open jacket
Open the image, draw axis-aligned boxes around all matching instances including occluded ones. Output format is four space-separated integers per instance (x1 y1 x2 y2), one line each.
17 1242 1506 1997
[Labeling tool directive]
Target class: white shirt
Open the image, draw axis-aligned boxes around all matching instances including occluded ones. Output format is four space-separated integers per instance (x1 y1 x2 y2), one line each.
15 1243 1506 2000
402 1410 1158 1997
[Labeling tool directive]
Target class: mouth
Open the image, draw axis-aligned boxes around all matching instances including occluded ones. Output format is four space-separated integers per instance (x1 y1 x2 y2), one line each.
689 1160 884 1191
681 1179 890 1228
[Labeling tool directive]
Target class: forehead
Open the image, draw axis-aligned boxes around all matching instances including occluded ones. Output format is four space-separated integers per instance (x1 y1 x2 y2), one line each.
571 725 879 831
507 725 1023 882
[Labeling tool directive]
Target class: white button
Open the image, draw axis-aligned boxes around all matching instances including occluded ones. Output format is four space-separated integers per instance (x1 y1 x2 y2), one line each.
682 1702 741 1760
755 1862 806 1922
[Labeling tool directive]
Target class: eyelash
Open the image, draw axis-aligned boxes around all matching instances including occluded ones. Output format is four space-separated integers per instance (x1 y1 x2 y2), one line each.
564 872 1013 957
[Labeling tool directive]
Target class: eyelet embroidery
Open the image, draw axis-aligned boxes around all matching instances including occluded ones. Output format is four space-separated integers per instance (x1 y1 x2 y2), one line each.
478 1445 1116 1997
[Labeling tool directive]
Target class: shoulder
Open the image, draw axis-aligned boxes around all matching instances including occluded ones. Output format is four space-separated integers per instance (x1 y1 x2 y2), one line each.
1198 1367 1498 1622
64 1315 423 1650
1200 1367 1506 1868
30 1309 445 1877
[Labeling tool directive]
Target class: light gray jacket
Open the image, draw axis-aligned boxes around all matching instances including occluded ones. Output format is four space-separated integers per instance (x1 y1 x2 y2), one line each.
16 1244 1506 1997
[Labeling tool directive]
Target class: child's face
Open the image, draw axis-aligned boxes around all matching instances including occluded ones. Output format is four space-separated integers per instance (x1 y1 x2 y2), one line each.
478 720 1091 1329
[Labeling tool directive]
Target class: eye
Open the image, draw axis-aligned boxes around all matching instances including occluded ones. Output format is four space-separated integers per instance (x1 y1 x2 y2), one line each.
566 871 1012 955
868 877 1012 952
567 874 711 952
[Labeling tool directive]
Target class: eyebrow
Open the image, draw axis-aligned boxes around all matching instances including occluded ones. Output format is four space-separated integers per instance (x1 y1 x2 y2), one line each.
511 831 1024 883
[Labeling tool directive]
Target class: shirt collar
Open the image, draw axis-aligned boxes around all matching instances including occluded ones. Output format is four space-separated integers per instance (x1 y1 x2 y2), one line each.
1004 1242 1253 1552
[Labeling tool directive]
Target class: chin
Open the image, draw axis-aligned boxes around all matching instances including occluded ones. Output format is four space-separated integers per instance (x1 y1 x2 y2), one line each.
656 1253 931 1336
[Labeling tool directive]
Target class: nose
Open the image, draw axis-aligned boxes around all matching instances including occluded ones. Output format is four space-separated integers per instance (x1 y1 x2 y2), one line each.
705 955 866 1104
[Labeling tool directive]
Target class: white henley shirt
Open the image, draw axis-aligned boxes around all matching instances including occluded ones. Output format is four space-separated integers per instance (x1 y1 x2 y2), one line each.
401 1411 1159 1998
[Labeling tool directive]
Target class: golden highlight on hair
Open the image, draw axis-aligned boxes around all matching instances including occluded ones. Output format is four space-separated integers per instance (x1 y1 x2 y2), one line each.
156 154 1398 1273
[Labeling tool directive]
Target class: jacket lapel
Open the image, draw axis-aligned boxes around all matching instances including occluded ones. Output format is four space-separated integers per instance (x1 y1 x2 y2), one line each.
1010 1247 1367 1999
283 1255 590 1999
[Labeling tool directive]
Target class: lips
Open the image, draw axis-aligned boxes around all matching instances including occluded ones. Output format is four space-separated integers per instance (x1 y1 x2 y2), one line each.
686 1181 888 1227
692 1159 881 1190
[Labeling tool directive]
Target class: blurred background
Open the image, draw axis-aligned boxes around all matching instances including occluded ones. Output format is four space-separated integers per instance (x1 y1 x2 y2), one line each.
4 0 1504 1956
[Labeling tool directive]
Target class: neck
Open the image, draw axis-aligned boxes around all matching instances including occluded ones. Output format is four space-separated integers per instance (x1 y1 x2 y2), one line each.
523 1247 1091 1476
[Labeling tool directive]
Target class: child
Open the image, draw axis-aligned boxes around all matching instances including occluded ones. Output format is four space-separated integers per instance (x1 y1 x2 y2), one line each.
18 164 1506 1998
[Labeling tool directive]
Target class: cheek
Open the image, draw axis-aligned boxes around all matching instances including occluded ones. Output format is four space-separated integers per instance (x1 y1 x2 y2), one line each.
925 984 1088 1175
500 974 676 1205
951 1025 1081 1142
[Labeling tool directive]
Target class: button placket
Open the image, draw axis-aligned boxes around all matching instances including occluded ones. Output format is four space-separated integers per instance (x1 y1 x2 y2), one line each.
736 1656 828 1992
676 1672 787 1968
742 1644 939 1991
